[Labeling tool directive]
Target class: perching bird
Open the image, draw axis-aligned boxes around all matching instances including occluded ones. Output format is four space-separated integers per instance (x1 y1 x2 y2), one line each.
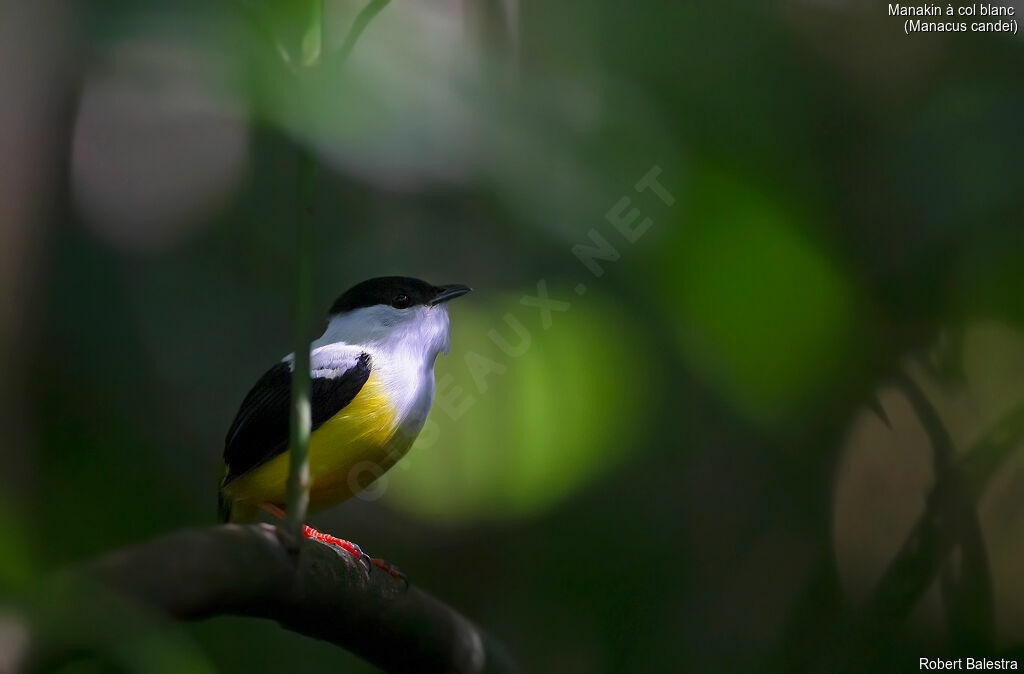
218 276 470 567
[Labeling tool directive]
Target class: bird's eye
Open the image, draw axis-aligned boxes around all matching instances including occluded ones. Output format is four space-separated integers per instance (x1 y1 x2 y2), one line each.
392 294 411 309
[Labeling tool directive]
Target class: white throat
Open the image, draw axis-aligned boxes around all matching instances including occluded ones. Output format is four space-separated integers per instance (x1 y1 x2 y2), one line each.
314 303 452 364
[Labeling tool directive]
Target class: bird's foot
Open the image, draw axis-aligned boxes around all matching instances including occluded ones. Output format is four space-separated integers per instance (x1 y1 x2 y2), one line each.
301 525 407 585
302 524 364 560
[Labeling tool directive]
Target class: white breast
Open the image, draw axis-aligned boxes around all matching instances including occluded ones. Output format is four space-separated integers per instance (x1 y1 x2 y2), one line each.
312 302 452 441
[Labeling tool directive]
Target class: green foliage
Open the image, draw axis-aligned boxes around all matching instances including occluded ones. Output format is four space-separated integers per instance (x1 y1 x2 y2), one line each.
661 169 867 423
385 297 655 523
14 580 216 674
0 498 33 591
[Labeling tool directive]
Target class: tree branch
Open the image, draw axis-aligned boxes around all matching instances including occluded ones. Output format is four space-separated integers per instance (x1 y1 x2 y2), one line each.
72 524 520 674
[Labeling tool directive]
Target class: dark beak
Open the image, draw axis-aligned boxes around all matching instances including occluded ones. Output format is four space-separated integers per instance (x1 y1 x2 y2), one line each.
430 283 472 305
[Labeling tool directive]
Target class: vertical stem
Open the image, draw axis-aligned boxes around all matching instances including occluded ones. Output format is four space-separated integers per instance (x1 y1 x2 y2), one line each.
284 0 325 546
335 0 391 63
301 0 324 66
286 146 319 542
284 0 389 545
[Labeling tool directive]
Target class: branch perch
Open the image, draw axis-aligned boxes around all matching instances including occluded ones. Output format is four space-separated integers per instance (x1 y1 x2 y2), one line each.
72 524 519 674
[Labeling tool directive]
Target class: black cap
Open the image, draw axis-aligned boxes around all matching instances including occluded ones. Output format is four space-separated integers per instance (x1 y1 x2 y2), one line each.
329 277 471 315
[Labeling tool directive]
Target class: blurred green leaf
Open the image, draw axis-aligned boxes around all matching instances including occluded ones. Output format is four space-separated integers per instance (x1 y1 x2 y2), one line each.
384 295 656 523
955 240 1024 328
661 168 866 424
300 0 322 67
0 497 34 590
18 578 217 674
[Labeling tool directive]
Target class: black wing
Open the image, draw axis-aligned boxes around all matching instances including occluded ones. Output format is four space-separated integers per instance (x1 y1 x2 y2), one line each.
222 352 372 485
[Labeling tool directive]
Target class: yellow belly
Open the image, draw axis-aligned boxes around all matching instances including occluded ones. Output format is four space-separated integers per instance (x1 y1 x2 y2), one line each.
223 373 409 511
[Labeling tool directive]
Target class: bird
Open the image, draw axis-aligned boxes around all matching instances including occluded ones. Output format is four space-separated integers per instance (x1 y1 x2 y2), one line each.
218 276 470 571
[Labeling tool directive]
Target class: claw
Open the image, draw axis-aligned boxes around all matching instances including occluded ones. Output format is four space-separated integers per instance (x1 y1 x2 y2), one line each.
371 557 408 585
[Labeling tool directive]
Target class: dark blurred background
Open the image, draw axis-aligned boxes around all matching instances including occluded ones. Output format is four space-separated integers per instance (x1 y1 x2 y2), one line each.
3 0 1024 671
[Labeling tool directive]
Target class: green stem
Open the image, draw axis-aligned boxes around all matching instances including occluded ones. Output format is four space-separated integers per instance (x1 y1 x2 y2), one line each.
285 0 388 545
334 0 391 63
286 148 319 541
284 0 323 547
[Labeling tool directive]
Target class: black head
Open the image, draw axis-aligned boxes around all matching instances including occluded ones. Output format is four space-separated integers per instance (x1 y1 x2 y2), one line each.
329 277 471 316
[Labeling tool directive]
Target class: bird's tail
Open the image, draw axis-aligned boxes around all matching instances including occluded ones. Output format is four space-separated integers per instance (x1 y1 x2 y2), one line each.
218 490 260 523
218 468 258 523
